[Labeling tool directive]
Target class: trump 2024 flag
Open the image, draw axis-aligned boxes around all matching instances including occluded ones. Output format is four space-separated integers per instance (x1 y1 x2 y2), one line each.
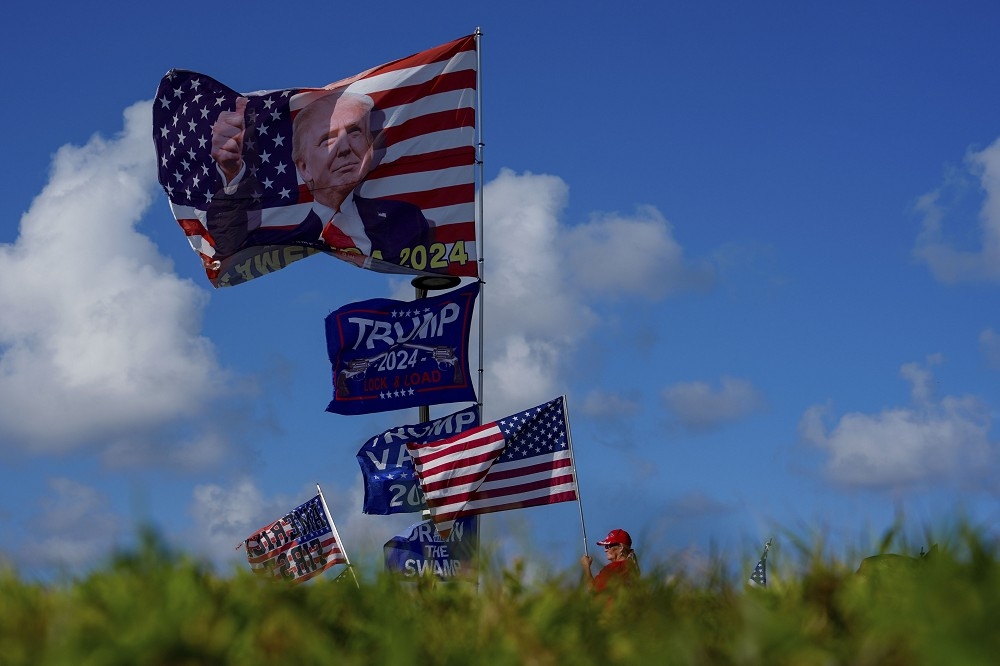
407 396 579 538
152 34 478 287
326 281 478 416
244 494 347 584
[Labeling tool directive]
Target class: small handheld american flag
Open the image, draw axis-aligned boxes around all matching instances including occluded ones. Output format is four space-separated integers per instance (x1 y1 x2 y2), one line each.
749 538 772 587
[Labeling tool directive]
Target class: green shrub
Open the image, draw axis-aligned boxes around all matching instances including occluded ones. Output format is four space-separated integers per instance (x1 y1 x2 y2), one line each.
1 525 997 665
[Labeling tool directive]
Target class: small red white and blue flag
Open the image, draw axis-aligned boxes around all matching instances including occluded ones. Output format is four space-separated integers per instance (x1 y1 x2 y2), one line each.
243 494 347 584
749 538 772 587
407 396 579 538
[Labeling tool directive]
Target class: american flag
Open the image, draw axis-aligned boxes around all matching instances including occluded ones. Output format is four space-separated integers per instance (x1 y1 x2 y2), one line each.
406 396 579 538
244 494 347 585
749 538 771 587
152 34 479 287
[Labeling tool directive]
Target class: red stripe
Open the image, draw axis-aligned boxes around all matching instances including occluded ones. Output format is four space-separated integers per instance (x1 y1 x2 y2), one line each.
426 474 574 506
380 108 476 147
419 442 499 477
432 221 476 243
422 468 492 494
360 35 476 80
419 445 503 480
425 493 474 510
483 457 573 483
446 261 479 278
431 491 578 524
386 183 475 210
408 425 497 464
368 69 477 109
368 146 475 179
470 472 577 501
470 491 579 514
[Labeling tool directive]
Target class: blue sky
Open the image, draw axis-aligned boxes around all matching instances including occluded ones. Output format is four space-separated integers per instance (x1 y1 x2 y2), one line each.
1 1 999 581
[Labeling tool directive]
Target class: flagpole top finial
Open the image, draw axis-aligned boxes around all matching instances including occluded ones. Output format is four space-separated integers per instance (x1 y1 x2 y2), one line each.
411 275 462 292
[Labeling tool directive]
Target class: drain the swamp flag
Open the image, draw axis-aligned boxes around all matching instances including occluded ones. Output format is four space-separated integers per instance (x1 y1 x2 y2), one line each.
384 516 478 580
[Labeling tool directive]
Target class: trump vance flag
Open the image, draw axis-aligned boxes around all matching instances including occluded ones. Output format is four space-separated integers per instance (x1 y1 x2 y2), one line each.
407 396 578 538
358 404 480 515
244 494 347 584
153 34 478 287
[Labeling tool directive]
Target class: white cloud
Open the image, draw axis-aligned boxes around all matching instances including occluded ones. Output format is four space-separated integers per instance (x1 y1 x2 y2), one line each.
661 376 764 430
578 389 641 419
479 169 711 419
800 358 995 488
189 477 304 571
564 205 714 299
980 328 1000 370
19 478 122 572
914 135 1000 283
899 353 943 405
100 429 232 471
479 169 598 418
0 101 227 453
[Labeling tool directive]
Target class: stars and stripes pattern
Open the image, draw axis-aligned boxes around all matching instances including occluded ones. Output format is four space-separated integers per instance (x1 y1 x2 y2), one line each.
244 495 347 585
749 538 771 587
152 34 479 286
407 396 579 538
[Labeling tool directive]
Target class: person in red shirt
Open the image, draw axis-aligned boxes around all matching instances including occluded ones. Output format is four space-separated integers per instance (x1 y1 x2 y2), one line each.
581 528 640 592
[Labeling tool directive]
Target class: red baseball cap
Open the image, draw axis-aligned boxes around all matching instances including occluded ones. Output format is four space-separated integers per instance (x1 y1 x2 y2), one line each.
596 528 631 547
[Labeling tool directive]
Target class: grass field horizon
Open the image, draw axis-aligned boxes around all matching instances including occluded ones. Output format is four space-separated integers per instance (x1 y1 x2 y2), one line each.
2 520 998 664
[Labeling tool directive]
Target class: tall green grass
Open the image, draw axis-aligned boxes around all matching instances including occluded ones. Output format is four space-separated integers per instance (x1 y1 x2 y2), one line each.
2 525 998 665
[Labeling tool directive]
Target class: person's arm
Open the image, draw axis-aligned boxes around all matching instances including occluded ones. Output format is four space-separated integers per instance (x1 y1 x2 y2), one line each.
206 169 260 258
205 97 253 258
214 161 246 194
580 555 596 589
211 97 248 185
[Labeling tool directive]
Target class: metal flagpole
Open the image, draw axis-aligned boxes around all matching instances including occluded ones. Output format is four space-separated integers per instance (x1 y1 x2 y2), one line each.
317 483 360 588
409 31 485 590
561 394 590 558
474 27 486 595
474 26 486 424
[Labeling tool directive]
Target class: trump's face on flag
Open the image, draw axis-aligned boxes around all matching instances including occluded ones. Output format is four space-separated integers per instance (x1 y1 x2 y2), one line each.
292 92 375 209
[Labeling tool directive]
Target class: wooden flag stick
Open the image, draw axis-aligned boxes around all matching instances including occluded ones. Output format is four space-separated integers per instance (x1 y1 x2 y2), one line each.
317 483 360 588
561 394 589 558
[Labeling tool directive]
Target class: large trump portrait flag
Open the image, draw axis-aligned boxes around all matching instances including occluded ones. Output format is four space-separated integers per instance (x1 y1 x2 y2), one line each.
152 35 479 287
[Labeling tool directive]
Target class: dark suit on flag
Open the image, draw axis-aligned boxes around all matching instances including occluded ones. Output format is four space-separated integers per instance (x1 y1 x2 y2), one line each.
206 174 324 258
352 194 432 263
309 194 433 265
207 174 430 263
